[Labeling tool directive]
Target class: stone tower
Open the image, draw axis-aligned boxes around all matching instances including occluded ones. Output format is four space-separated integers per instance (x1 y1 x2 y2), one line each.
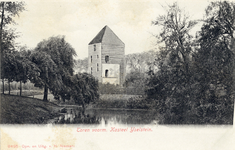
88 25 125 85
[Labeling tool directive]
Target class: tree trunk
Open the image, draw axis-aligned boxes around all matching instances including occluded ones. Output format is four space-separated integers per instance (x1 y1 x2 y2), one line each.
0 3 5 94
2 79 4 94
20 81 22 96
81 98 86 117
232 36 235 127
232 5 235 127
43 84 48 101
8 79 10 95
82 103 85 117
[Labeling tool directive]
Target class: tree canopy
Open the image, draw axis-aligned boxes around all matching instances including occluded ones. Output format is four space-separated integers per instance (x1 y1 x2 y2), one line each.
146 1 234 124
0 2 25 94
32 36 76 101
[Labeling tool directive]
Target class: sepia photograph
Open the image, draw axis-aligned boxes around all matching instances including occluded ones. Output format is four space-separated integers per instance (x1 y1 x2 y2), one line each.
0 0 235 149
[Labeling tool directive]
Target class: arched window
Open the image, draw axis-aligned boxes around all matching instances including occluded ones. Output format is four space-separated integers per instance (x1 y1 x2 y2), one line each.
105 69 108 77
91 56 92 63
91 67 92 74
94 45 96 51
97 63 99 71
97 55 99 58
105 55 109 63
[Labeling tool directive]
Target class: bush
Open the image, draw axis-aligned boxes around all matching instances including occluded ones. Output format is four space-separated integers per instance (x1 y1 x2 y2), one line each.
94 95 152 110
98 83 144 95
98 83 124 94
126 96 151 109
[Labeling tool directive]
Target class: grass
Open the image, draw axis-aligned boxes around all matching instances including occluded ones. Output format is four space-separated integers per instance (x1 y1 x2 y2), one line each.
93 94 150 110
100 94 139 101
3 90 44 97
0 94 62 124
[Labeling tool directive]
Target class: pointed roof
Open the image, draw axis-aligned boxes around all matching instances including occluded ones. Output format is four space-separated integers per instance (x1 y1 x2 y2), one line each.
89 25 124 45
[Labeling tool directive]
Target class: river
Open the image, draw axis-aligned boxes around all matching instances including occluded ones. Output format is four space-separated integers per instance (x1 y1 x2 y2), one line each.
54 107 158 125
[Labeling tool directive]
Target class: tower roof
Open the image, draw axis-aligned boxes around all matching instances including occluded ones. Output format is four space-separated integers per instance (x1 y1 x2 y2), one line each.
89 25 124 45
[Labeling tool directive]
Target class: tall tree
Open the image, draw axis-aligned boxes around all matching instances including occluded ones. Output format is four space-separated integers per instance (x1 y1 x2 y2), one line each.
203 1 235 97
147 1 234 124
194 1 235 124
30 50 59 101
0 2 25 94
147 3 198 123
32 36 76 101
15 47 40 96
152 3 197 76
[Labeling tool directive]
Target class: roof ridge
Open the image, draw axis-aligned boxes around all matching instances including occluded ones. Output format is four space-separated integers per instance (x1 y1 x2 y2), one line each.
88 26 107 45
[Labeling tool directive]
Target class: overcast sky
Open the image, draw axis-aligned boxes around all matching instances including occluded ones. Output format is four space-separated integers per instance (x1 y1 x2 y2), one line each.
13 0 223 59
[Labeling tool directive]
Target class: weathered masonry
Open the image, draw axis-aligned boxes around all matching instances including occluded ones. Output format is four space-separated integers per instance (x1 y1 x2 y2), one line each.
88 25 125 85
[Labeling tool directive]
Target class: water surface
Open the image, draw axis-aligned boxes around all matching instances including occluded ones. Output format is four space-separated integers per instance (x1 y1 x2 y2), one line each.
56 108 158 125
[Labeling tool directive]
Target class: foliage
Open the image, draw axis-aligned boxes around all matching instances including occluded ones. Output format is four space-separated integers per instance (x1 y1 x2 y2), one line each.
146 1 234 124
0 2 25 26
127 96 151 109
74 57 88 73
99 82 146 95
32 36 76 101
0 1 25 71
192 0 234 124
124 71 147 95
0 2 25 94
125 51 156 73
98 83 124 94
69 73 99 115
30 50 60 101
94 95 150 109
147 2 197 124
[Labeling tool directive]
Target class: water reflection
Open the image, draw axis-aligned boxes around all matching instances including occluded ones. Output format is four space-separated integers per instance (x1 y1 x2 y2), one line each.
55 107 158 125
86 109 158 125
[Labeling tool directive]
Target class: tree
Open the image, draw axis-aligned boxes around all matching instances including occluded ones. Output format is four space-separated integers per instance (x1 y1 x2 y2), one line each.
147 3 198 124
147 1 234 124
15 47 40 96
30 50 59 101
32 36 76 101
0 2 25 94
152 3 197 76
69 73 99 116
74 58 88 73
202 1 235 97
193 1 235 124
124 71 147 95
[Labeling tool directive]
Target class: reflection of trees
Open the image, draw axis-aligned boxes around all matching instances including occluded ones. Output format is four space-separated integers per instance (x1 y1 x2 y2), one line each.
91 109 157 124
56 108 100 124
56 108 157 125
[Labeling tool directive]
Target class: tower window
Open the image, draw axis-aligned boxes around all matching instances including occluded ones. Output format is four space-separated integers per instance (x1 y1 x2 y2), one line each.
105 69 108 77
97 55 99 58
91 67 92 74
105 55 109 63
94 45 96 51
91 56 92 63
97 63 99 71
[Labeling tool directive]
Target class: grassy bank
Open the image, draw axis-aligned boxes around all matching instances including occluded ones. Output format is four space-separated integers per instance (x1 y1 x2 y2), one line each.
93 94 152 110
0 94 62 124
5 90 44 97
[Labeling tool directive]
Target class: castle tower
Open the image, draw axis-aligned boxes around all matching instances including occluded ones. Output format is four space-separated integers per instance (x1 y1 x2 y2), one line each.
88 25 125 85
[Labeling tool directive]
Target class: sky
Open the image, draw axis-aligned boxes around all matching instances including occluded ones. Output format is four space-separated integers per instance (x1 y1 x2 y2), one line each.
12 0 222 59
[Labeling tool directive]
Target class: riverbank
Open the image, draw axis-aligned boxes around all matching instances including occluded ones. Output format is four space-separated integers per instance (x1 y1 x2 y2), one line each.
0 94 153 124
0 94 62 124
91 94 152 110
